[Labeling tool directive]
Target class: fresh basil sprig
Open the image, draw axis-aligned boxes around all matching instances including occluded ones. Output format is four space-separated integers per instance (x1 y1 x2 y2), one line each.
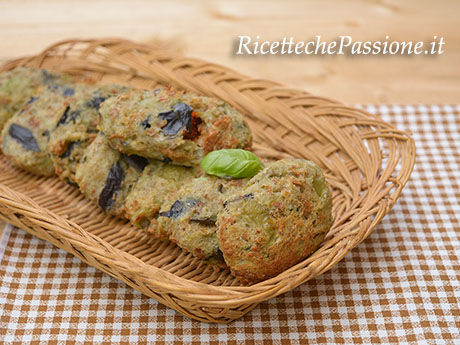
200 149 263 179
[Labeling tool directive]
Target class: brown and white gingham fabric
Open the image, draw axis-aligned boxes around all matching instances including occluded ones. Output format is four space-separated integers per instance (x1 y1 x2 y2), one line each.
0 105 459 344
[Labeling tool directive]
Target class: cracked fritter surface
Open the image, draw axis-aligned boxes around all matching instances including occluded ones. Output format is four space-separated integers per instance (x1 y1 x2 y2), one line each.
155 176 246 263
125 161 200 229
0 67 72 132
48 84 129 183
99 87 252 166
1 84 81 176
217 159 333 284
75 133 146 218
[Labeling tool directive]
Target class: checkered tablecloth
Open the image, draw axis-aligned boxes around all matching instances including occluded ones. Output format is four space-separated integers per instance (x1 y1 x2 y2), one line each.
0 105 459 344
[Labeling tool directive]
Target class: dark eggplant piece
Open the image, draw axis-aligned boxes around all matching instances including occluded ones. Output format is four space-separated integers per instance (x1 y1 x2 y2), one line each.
25 97 38 105
85 96 106 110
98 162 125 211
122 154 149 172
141 116 151 129
159 198 199 219
158 102 193 136
8 124 40 152
56 106 81 127
62 87 75 96
59 141 79 159
56 106 70 127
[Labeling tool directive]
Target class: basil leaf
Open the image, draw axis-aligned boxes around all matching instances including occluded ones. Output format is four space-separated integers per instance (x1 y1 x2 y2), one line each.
200 149 262 179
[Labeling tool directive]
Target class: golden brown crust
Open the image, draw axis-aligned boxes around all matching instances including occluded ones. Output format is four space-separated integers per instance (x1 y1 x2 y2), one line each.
217 159 333 284
155 176 246 262
99 87 253 166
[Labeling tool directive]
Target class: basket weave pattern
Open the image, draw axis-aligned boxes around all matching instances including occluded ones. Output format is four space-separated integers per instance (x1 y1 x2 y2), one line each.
0 39 415 323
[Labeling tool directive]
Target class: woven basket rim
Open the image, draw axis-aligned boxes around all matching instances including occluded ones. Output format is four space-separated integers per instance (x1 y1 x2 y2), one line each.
0 38 416 318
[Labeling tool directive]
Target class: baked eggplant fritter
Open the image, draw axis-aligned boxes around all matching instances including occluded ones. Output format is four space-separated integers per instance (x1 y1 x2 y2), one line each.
155 176 246 263
99 87 252 166
125 161 199 229
0 67 335 285
1 84 81 176
75 133 146 218
48 84 129 183
0 67 73 131
217 159 333 284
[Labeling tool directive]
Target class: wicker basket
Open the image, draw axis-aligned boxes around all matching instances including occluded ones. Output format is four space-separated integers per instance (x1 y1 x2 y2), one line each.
0 38 415 323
